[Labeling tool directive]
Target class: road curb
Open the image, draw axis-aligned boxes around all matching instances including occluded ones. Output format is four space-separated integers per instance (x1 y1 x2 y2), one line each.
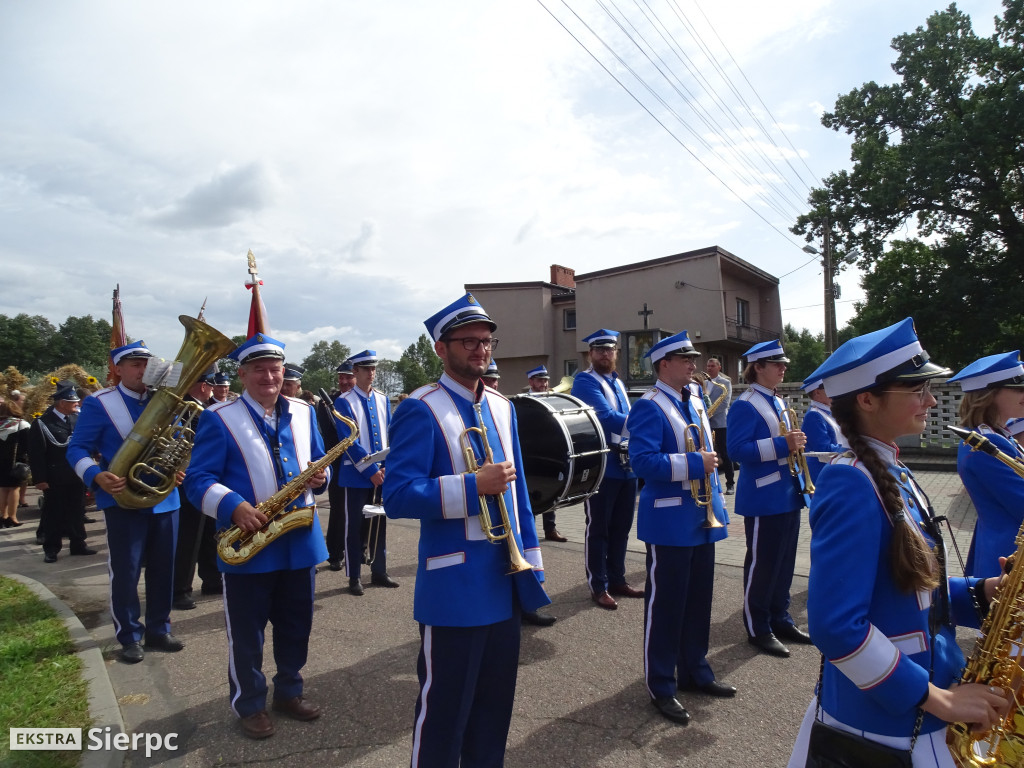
10 574 125 768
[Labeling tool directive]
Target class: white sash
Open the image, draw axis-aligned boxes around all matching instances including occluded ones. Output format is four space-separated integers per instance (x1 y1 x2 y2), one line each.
96 387 136 440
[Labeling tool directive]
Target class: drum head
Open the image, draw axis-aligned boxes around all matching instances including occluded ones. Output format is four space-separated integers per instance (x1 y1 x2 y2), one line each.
511 392 606 515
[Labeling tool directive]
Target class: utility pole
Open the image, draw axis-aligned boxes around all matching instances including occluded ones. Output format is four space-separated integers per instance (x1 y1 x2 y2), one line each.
823 220 836 355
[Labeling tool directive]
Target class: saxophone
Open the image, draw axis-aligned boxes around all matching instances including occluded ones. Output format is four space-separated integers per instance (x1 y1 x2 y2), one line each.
218 390 358 565
946 426 1024 768
693 371 728 418
108 315 235 509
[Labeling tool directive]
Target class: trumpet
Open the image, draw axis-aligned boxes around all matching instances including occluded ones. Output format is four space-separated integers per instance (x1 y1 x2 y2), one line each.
780 408 815 498
460 402 534 576
683 422 723 529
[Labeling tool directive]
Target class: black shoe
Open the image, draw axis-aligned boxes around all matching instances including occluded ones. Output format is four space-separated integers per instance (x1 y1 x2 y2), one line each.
773 623 813 645
522 610 557 627
327 558 342 572
120 643 144 664
680 680 737 698
83 516 97 524
371 574 399 588
43 552 58 563
200 583 223 596
652 696 690 725
173 595 197 611
144 633 185 652
69 547 97 556
748 633 790 658
349 578 364 596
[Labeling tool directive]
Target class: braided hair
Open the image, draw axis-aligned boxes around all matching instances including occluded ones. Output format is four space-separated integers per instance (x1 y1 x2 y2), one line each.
831 393 939 594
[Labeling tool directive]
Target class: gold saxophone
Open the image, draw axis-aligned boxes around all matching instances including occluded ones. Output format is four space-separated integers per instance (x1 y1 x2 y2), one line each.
217 389 359 565
946 426 1024 768
108 315 235 509
694 371 728 418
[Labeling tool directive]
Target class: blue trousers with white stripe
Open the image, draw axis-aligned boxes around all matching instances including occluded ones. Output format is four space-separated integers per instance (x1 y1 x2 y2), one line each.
410 614 520 768
742 511 800 638
223 566 315 718
644 542 716 699
103 506 177 646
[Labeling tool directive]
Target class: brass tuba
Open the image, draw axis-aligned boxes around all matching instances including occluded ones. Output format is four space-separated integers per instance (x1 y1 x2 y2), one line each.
108 315 234 509
217 389 358 565
946 426 1024 768
683 422 723 529
460 401 535 576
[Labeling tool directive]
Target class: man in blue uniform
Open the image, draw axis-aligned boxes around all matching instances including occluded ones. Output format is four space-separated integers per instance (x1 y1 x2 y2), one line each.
212 371 234 403
800 377 847 484
325 357 356 571
184 334 330 740
571 328 642 609
30 381 95 563
384 293 549 768
482 359 501 389
67 341 184 664
627 331 735 725
726 339 810 658
281 363 304 398
526 364 567 543
332 350 398 596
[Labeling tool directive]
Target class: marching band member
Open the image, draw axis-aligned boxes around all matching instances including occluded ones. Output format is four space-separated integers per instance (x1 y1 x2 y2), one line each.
67 341 183 664
703 356 735 494
571 329 642 610
212 371 234 402
482 359 501 389
384 293 548 768
281 363 304 398
788 318 1008 767
800 377 848 484
726 339 809 657
627 331 734 727
325 356 356 570
948 351 1024 578
332 350 398 596
184 334 329 740
527 364 566 544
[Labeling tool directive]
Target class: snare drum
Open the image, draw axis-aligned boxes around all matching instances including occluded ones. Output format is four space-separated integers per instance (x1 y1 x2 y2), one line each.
511 392 608 516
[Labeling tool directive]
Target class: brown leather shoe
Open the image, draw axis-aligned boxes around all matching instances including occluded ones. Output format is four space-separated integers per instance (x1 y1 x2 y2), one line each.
239 711 275 739
272 696 321 721
592 590 618 610
609 583 644 599
544 529 568 542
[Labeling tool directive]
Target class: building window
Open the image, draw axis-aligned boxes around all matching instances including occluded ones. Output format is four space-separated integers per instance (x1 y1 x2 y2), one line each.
736 298 750 327
564 359 579 377
563 309 576 330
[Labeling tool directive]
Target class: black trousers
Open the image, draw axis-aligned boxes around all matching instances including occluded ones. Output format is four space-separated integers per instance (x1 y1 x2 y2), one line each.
40 482 88 556
174 499 220 598
711 427 734 485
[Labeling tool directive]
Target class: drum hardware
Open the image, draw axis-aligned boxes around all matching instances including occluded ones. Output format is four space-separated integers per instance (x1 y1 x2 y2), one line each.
511 392 609 515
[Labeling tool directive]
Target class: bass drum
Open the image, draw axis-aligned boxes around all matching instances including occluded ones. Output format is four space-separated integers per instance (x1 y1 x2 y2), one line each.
511 392 608 516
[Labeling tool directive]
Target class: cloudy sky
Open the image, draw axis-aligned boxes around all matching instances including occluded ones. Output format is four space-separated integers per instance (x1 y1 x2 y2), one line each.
0 0 1006 364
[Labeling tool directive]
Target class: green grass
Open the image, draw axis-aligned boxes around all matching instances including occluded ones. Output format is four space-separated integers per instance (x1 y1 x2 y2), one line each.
0 576 91 768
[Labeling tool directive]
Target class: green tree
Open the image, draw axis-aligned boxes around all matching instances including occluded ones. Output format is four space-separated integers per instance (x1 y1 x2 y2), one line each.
782 324 826 383
300 340 351 396
374 359 402 397
0 314 58 372
396 334 443 393
793 1 1024 353
56 315 113 370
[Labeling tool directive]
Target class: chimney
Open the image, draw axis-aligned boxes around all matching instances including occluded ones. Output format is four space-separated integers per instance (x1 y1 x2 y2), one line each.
550 264 575 288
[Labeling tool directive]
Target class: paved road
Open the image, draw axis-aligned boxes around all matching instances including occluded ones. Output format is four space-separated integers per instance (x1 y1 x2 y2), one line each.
0 469 979 768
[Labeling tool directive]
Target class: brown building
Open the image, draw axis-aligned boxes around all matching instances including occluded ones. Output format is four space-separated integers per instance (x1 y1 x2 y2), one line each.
466 245 783 391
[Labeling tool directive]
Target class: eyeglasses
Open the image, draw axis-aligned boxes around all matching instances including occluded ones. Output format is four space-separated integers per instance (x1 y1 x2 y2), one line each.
877 383 933 403
591 347 618 356
446 337 499 352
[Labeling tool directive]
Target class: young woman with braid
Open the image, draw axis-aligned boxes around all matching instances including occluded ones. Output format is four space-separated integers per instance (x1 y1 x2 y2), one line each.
948 352 1024 579
788 319 1009 768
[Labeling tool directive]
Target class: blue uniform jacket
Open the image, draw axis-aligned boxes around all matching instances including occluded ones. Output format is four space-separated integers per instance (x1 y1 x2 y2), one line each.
957 425 1024 578
332 386 390 489
183 392 330 574
801 402 846 484
570 368 635 480
627 381 728 546
383 374 547 626
67 384 179 513
726 384 804 516
808 440 983 737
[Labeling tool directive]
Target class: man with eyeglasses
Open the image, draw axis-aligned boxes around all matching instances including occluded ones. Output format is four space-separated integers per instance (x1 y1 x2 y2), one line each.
571 328 643 610
384 292 549 768
727 339 810 659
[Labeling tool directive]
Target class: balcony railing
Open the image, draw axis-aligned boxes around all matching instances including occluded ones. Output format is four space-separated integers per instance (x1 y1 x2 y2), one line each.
725 318 776 345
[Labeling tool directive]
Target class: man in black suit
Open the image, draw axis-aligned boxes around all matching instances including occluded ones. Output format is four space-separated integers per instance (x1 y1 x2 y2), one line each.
29 381 96 563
